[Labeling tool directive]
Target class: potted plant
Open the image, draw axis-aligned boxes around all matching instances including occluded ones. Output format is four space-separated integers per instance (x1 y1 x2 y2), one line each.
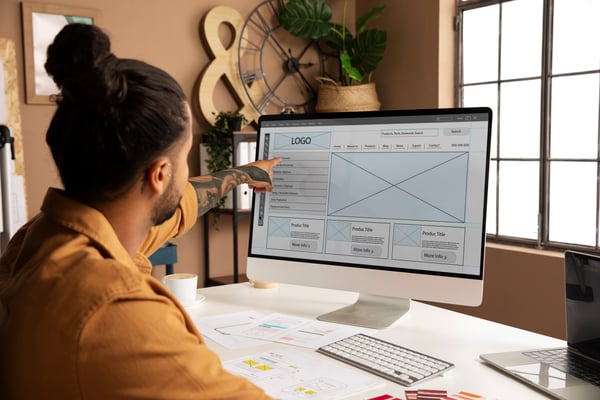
277 0 387 112
224 111 245 132
204 111 248 216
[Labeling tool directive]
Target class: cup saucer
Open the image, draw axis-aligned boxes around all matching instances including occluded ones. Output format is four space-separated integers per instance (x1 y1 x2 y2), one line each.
183 290 206 308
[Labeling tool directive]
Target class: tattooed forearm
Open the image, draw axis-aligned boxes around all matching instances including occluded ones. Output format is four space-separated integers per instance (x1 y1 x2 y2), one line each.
190 166 272 216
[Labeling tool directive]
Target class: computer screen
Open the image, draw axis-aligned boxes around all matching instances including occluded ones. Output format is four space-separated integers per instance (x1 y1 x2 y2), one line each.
246 107 492 328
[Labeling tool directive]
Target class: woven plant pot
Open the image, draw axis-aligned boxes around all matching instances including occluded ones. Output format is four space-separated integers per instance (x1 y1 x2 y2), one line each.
315 80 381 113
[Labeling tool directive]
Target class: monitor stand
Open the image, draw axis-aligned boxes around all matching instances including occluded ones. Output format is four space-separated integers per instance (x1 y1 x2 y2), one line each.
317 293 410 329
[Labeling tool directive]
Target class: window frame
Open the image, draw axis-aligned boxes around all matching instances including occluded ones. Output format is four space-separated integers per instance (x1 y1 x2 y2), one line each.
457 0 600 253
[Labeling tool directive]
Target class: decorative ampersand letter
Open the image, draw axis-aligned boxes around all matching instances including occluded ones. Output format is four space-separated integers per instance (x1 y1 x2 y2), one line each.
197 6 260 126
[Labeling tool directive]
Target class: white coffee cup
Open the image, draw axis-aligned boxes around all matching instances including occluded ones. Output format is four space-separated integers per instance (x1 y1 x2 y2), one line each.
161 273 198 306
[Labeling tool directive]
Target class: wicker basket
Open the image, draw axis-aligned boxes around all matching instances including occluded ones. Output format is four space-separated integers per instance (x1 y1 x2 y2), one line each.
315 81 381 113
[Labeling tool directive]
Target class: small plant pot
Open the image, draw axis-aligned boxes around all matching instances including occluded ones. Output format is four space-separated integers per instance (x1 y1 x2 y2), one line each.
226 116 243 132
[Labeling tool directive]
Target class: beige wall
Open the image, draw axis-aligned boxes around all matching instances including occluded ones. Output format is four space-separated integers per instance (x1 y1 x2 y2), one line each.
437 244 566 339
1 0 566 339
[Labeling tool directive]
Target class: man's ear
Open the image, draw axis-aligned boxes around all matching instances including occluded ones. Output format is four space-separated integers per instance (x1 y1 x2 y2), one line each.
145 158 171 195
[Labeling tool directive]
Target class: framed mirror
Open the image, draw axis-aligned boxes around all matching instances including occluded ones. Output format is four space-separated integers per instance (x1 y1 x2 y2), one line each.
21 2 101 105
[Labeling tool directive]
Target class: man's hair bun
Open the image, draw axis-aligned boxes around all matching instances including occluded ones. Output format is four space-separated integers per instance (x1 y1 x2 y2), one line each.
44 23 188 202
45 23 125 112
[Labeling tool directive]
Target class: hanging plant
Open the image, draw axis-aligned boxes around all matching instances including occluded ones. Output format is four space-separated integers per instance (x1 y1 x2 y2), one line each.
204 111 248 223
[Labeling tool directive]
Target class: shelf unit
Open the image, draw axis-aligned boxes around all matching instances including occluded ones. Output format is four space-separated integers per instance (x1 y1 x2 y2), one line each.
203 132 256 286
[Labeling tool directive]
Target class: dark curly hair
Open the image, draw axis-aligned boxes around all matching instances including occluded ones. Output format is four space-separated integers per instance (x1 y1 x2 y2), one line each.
44 23 189 203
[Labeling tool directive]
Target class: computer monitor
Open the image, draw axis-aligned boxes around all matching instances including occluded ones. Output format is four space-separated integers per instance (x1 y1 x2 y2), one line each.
246 107 492 328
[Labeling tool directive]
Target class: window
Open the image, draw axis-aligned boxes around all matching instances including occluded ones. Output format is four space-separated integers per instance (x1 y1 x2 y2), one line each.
458 0 600 250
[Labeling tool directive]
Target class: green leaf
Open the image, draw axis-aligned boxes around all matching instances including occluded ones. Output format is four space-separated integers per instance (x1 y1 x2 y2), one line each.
322 23 350 53
340 51 363 83
356 5 386 33
278 0 333 39
349 29 387 76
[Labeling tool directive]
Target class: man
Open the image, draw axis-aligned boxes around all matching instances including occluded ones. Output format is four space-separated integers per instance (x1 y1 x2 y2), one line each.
0 23 279 399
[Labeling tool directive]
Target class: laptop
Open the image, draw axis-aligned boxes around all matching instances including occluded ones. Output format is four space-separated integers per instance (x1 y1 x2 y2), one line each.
480 250 600 400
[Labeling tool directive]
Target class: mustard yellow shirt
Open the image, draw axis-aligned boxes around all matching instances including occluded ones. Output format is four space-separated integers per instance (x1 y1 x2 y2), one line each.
0 183 271 399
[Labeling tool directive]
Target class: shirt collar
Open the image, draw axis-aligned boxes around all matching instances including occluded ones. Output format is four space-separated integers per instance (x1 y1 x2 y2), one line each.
41 188 148 273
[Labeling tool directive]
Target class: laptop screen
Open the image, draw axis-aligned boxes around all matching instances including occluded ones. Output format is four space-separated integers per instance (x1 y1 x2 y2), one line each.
565 251 600 359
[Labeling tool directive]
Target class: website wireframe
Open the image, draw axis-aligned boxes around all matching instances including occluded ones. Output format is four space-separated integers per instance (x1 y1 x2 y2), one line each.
253 117 489 276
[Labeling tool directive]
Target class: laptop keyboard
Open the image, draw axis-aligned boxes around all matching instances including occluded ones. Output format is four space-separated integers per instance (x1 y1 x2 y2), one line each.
525 348 600 386
317 333 454 386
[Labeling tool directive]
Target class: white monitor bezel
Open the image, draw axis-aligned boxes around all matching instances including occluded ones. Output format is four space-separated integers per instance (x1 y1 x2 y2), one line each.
246 107 491 311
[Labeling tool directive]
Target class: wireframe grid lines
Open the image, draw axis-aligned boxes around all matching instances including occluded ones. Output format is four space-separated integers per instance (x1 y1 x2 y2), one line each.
327 152 469 223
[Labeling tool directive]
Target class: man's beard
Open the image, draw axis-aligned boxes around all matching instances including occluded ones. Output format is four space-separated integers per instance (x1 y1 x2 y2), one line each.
151 179 182 226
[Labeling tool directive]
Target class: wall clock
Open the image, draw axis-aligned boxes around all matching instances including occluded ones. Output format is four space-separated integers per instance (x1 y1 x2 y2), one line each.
237 0 325 116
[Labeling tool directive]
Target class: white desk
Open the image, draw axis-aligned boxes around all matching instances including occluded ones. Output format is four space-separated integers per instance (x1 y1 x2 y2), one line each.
188 283 564 399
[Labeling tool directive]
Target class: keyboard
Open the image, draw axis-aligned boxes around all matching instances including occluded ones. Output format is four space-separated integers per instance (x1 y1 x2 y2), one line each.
524 348 600 386
317 333 454 386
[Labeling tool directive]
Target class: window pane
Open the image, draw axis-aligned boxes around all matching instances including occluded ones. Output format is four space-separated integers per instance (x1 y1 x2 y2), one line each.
549 161 597 246
498 161 539 239
501 0 543 80
459 0 600 250
499 80 541 158
550 73 600 159
486 160 497 235
463 83 498 157
553 0 600 74
463 5 499 84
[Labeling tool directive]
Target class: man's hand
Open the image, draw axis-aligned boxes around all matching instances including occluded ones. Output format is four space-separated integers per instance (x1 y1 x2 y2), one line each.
243 158 283 193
